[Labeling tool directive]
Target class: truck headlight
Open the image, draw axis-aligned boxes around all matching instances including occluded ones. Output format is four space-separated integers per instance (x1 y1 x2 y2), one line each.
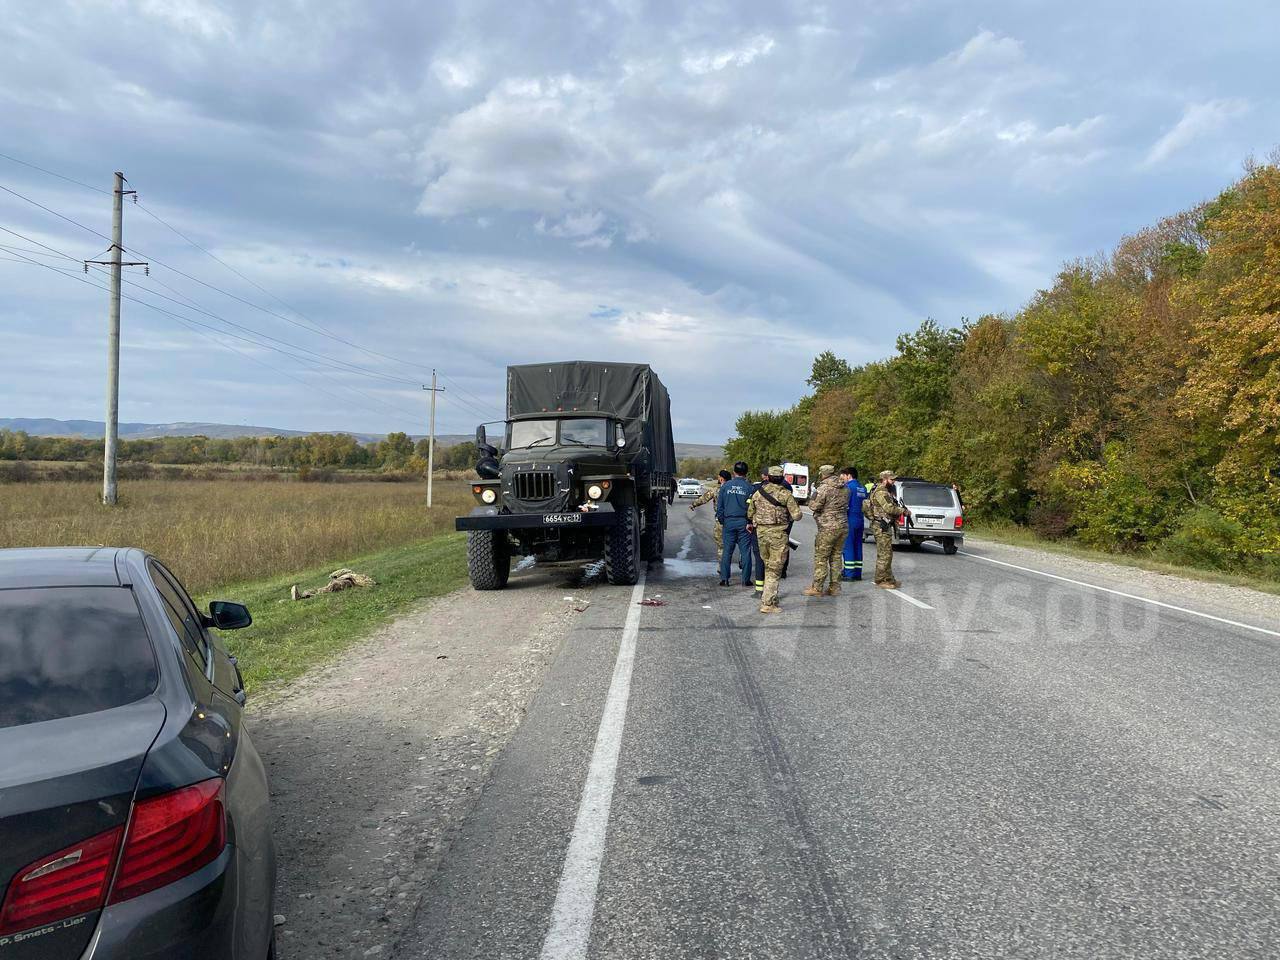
481 489 497 504
587 484 604 500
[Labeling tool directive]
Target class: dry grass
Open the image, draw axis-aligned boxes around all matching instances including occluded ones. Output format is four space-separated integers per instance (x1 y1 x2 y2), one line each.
0 480 473 593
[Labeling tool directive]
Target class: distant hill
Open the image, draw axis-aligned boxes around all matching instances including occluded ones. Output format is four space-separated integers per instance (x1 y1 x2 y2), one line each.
0 418 722 457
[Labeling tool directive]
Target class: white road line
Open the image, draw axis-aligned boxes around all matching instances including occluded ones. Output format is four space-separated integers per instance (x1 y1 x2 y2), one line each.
539 572 648 960
888 588 933 610
966 552 1280 640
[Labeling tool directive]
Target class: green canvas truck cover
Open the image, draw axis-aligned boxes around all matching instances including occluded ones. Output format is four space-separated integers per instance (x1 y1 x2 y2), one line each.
506 361 675 475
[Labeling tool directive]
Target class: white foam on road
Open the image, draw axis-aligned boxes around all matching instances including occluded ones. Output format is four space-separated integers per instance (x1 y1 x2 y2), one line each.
539 572 648 960
965 552 1280 640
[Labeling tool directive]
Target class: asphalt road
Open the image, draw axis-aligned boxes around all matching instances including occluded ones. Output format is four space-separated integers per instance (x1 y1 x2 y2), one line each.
399 504 1280 959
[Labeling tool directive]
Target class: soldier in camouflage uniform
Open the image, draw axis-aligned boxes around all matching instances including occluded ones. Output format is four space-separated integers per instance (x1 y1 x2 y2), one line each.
747 466 803 613
868 469 906 588
804 464 851 597
690 470 732 557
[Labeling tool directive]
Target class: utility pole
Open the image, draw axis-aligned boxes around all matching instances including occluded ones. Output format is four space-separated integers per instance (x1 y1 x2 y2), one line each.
86 171 145 505
424 372 445 507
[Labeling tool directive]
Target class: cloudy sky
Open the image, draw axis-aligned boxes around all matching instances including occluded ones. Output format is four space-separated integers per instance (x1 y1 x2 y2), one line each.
1 0 1275 443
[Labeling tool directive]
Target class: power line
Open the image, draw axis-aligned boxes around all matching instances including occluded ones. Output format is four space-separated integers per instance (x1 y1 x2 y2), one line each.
134 198 447 379
0 151 108 194
3 250 425 428
0 182 113 243
438 371 504 418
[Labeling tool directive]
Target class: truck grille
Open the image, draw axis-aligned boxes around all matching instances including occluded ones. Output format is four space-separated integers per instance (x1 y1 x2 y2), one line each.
513 471 556 501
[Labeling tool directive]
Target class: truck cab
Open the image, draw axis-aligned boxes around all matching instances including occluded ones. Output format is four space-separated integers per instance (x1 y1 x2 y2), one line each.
456 361 675 589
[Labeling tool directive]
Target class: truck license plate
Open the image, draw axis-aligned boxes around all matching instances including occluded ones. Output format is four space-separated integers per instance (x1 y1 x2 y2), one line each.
543 513 583 525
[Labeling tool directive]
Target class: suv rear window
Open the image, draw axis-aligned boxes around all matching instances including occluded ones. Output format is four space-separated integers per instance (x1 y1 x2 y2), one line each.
899 484 957 508
0 587 159 729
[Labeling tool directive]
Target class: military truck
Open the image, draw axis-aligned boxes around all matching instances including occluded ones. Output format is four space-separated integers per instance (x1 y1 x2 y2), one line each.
455 361 676 589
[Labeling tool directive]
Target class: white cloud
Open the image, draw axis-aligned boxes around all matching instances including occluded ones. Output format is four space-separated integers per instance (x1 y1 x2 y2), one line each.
1143 99 1250 167
681 35 776 75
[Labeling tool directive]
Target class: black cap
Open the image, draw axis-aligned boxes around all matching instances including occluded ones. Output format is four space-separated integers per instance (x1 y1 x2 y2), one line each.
732 461 749 475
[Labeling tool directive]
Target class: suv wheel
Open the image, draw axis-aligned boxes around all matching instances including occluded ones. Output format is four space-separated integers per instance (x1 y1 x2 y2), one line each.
942 539 959 555
467 530 511 590
606 503 641 585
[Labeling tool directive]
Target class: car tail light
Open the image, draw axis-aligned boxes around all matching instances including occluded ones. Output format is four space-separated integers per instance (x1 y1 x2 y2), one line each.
0 827 123 935
954 516 963 528
898 514 907 526
109 779 226 904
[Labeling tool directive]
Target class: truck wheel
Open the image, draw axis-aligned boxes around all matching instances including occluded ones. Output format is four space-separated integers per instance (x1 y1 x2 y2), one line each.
642 497 666 563
467 530 511 590
606 504 641 585
942 539 959 555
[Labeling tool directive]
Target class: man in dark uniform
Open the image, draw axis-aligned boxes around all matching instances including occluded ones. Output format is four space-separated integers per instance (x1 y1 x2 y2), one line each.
716 461 755 587
840 467 868 581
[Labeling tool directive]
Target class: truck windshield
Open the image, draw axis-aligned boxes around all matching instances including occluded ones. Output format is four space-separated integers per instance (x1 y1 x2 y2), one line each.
560 418 608 446
509 419 560 448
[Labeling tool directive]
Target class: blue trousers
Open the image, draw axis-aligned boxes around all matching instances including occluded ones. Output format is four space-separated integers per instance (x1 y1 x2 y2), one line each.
842 524 864 579
721 521 753 584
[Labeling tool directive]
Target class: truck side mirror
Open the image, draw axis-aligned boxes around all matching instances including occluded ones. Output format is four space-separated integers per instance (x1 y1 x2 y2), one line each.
475 424 487 447
615 425 626 448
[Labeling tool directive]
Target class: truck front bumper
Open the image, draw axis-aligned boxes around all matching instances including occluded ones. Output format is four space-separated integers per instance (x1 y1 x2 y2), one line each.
455 504 619 531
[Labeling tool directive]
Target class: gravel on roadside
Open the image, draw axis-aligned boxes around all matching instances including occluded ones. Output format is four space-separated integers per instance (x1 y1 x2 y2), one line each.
249 570 591 959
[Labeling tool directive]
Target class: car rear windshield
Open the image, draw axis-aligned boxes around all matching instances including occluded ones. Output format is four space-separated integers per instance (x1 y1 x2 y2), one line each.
0 587 159 729
899 484 957 508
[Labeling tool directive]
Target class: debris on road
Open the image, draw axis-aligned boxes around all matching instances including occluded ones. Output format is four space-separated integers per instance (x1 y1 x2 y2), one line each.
290 568 377 600
638 597 667 606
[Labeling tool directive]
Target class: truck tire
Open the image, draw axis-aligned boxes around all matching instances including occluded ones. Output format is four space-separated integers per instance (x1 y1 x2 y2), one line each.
606 503 641 585
642 497 666 562
467 530 511 590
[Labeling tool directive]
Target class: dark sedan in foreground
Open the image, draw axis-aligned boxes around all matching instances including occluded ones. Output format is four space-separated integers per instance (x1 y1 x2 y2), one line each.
0 547 275 959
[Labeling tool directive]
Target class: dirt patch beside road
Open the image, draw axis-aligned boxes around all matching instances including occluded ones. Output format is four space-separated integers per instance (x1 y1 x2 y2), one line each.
250 570 592 958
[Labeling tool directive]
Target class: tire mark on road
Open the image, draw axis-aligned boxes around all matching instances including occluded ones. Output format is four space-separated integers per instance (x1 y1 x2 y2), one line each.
712 603 869 959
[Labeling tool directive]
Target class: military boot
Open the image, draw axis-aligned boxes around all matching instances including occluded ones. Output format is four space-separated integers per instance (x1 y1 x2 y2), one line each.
759 603 781 614
802 586 823 597
825 584 842 596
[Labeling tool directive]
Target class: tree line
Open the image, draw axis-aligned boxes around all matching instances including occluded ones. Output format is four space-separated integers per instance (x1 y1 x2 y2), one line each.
0 429 478 472
725 158 1280 577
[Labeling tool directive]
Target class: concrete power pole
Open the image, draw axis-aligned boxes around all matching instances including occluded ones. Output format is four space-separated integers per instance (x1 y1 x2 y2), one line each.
102 172 124 505
88 171 145 505
424 372 445 507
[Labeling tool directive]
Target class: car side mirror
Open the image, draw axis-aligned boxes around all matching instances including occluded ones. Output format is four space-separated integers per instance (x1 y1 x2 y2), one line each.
208 600 252 630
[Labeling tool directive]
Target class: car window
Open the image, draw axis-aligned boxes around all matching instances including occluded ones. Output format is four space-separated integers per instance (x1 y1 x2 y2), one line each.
900 484 957 508
0 587 158 729
149 562 210 669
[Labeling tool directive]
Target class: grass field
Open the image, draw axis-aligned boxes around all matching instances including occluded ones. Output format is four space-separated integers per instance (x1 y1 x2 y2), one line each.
1 479 478 693
0 479 473 593
205 535 469 693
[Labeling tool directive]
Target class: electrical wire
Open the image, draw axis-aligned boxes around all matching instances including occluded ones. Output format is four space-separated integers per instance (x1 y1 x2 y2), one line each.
0 151 108 194
3 250 425 428
0 182 113 243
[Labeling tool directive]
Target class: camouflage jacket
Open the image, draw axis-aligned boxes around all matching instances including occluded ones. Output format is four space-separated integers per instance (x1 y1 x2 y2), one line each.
869 484 905 521
747 482 802 526
690 485 719 510
808 476 851 530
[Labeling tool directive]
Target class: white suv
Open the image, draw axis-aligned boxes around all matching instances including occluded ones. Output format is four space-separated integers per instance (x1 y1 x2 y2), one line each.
893 480 964 554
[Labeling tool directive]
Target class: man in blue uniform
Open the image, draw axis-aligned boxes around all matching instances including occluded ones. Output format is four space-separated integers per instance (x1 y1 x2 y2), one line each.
716 461 755 586
840 466 868 581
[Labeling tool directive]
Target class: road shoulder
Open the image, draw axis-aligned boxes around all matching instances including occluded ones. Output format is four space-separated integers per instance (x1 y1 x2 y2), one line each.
249 580 582 959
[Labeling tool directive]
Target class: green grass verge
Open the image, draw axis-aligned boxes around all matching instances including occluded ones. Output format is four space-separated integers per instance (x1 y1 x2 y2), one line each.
198 533 468 695
970 519 1280 597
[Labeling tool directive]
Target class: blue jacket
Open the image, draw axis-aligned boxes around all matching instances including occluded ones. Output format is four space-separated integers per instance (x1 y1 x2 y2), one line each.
846 480 868 527
716 476 754 524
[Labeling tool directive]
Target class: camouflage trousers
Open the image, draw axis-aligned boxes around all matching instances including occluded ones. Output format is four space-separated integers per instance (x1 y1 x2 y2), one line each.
713 520 722 555
812 525 848 591
755 524 790 607
874 524 896 584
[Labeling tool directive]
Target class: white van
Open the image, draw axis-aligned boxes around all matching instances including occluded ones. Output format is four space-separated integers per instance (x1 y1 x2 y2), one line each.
782 462 810 501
